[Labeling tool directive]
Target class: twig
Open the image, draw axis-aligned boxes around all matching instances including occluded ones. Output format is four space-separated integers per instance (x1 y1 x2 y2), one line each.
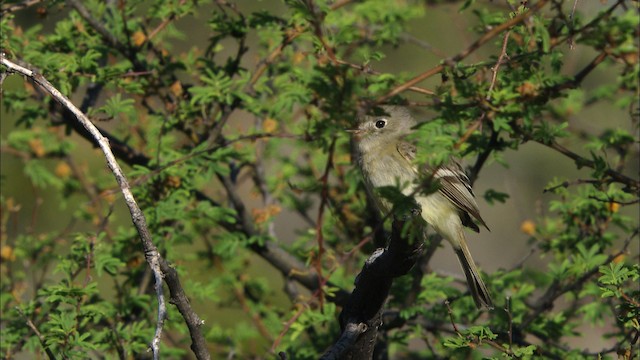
334 58 435 95
541 141 639 191
455 113 486 150
582 329 639 357
117 132 303 191
251 118 281 240
467 127 499 185
245 14 306 94
510 248 536 271
444 300 460 335
271 303 308 353
313 137 337 308
147 0 187 41
0 55 209 360
565 51 608 89
588 196 640 206
329 0 354 10
486 30 511 100
505 297 513 351
272 264 348 354
18 309 57 360
569 0 579 20
283 277 301 302
0 0 43 15
305 0 339 64
482 338 514 357
543 179 601 193
446 299 518 356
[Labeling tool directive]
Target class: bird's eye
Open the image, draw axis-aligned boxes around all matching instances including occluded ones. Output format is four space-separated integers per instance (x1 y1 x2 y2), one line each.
375 119 387 129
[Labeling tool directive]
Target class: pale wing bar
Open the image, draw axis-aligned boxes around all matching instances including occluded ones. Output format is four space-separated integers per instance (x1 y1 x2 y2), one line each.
396 142 489 231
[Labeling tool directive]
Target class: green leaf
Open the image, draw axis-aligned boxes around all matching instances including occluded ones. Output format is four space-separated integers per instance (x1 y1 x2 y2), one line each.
484 188 510 204
24 160 64 189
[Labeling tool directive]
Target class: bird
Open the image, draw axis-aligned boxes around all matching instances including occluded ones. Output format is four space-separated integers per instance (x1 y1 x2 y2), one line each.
351 105 493 309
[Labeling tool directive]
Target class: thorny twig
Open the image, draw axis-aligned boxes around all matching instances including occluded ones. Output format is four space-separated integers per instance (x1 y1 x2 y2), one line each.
569 0 579 20
543 179 602 193
18 308 56 360
313 137 337 309
334 58 435 95
444 300 460 334
541 141 639 191
147 0 188 41
486 30 511 100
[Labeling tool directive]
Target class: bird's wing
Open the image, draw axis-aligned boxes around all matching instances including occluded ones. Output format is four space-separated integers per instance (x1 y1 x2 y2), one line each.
395 141 418 173
396 141 489 231
433 160 489 231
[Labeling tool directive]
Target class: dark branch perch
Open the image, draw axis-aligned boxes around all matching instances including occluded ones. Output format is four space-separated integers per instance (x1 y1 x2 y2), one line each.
321 210 425 360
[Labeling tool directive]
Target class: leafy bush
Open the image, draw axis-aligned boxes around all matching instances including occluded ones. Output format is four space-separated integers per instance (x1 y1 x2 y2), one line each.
1 0 637 359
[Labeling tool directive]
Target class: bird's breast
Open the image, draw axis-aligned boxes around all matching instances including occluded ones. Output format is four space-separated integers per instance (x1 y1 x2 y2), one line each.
360 152 415 191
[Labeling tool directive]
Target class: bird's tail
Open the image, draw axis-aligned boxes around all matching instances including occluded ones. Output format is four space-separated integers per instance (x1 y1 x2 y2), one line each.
454 236 493 310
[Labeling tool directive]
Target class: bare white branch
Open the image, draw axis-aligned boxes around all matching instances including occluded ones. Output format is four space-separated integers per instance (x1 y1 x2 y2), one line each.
1 53 167 359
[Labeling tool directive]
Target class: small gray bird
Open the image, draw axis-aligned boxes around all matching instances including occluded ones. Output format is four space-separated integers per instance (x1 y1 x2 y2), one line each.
351 105 493 309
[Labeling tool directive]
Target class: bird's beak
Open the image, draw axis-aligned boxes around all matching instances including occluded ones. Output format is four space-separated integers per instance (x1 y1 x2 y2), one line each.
345 128 363 140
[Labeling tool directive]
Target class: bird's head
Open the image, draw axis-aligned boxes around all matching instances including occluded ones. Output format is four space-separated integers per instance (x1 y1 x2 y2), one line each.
350 106 416 151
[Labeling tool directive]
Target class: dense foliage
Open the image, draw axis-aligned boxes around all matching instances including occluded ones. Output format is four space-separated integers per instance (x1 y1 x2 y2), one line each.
1 0 638 359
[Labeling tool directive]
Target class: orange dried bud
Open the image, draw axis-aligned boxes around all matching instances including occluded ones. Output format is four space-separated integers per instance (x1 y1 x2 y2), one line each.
608 202 620 213
621 51 638 65
166 175 181 188
132 31 146 47
170 80 183 97
341 205 360 226
101 191 116 204
5 198 21 212
317 54 329 66
127 256 143 268
55 162 72 179
293 52 306 64
520 220 536 235
74 20 85 33
263 118 278 133
1 245 15 261
336 153 351 164
612 253 625 264
165 102 177 113
28 138 45 157
252 204 282 224
617 347 631 360
233 142 244 151
517 81 538 98
24 81 35 95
